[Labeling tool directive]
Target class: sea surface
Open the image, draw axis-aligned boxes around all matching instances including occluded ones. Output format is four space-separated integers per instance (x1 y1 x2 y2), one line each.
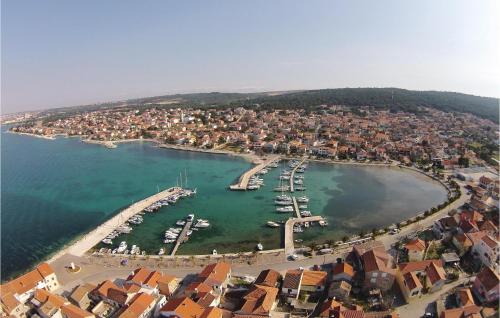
1 125 447 280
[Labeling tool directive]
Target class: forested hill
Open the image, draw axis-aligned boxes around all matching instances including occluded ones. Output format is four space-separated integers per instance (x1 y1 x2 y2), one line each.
235 88 499 123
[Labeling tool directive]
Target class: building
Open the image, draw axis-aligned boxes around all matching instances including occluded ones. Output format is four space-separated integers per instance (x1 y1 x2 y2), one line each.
91 280 131 308
331 262 354 283
300 270 327 293
68 283 96 311
159 297 205 318
327 280 352 301
233 284 278 317
396 260 446 303
281 270 303 302
116 292 156 318
472 266 499 304
471 234 499 268
361 248 396 292
0 263 60 318
196 262 231 295
254 269 281 288
404 238 426 261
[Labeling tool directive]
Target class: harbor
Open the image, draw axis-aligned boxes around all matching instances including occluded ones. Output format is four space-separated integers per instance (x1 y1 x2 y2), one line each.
229 155 280 190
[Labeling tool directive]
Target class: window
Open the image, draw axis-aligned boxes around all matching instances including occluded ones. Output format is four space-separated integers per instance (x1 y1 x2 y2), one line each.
411 291 419 296
370 278 376 284
372 272 378 278
382 273 387 278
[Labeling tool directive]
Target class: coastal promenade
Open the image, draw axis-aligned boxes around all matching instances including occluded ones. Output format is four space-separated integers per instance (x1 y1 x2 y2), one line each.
284 216 324 255
289 157 306 192
49 187 182 261
170 220 193 256
230 155 280 190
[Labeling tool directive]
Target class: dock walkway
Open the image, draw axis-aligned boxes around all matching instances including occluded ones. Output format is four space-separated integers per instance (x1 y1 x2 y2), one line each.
292 197 301 218
230 155 280 190
289 157 307 192
170 220 193 256
284 216 324 255
59 187 182 258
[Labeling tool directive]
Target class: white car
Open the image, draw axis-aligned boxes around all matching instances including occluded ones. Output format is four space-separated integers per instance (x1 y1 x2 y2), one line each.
288 254 299 261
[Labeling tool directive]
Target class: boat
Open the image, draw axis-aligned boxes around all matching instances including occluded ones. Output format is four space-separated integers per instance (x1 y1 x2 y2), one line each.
158 248 165 255
276 206 294 212
295 175 304 179
273 185 290 192
319 220 328 227
176 220 186 226
276 194 291 201
299 205 308 209
266 221 280 228
297 196 309 203
102 239 113 245
187 230 193 236
294 179 303 185
275 199 292 206
117 241 128 253
187 214 195 221
303 222 310 228
256 243 263 251
247 185 260 190
163 239 175 243
212 249 218 255
293 226 303 233
294 239 303 243
300 211 312 217
269 162 279 168
279 175 291 180
295 186 307 191
194 219 210 228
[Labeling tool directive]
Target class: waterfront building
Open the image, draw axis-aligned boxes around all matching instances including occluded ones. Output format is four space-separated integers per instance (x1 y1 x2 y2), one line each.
115 292 156 318
253 269 281 288
396 260 446 303
281 270 303 303
299 270 327 293
68 283 96 311
331 262 354 283
195 262 231 295
0 263 59 317
403 238 426 262
233 284 278 317
472 266 499 304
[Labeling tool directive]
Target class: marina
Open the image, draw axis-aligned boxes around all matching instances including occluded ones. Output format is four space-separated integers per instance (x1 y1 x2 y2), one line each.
1 129 449 279
229 155 280 190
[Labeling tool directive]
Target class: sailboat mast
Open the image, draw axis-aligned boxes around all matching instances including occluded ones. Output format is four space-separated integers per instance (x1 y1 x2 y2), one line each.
185 168 188 188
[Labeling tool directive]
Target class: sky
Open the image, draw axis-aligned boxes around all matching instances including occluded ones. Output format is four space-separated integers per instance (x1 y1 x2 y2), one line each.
1 0 499 114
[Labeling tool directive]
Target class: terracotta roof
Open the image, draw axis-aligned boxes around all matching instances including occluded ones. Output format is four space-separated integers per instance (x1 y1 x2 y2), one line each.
481 235 497 249
453 234 472 247
403 272 422 291
440 305 482 318
362 249 393 274
466 231 488 245
33 289 68 308
161 297 205 318
200 307 222 318
319 299 344 317
185 282 213 294
456 288 475 307
301 270 327 287
404 238 426 252
93 280 128 305
341 310 365 318
330 280 352 292
36 263 56 278
0 290 21 315
61 303 95 318
236 284 278 316
475 266 499 292
426 262 446 285
353 240 385 257
126 268 163 289
398 260 443 275
117 292 155 318
198 262 231 286
282 270 303 289
0 263 55 296
254 269 281 287
332 263 354 278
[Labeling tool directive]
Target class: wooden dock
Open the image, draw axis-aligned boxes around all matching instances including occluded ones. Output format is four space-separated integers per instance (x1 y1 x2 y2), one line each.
292 197 301 218
289 157 307 192
284 216 325 255
229 155 280 191
170 220 193 256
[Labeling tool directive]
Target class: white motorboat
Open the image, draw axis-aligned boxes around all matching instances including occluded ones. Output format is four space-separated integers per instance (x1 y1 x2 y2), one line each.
276 206 294 212
158 248 165 255
176 220 186 226
117 241 127 253
266 221 280 228
212 249 218 255
276 194 292 201
187 214 195 221
299 205 308 209
319 220 328 227
256 243 263 251
275 199 292 205
102 238 113 245
194 219 210 228
297 196 309 203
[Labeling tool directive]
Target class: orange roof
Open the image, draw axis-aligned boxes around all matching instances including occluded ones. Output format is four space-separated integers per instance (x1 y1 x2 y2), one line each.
161 297 205 318
126 268 163 289
254 269 281 287
61 304 94 318
481 235 497 249
403 272 422 291
94 280 128 305
475 266 499 292
0 290 21 314
456 288 475 307
440 305 482 318
398 260 442 275
118 293 155 318
301 270 327 287
36 263 55 277
237 284 278 316
33 289 68 308
362 249 393 274
332 263 354 277
200 307 222 318
404 238 425 252
198 262 231 286
185 282 212 294
425 262 446 285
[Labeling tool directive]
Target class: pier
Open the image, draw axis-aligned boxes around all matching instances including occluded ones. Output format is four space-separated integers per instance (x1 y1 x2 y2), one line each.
292 197 301 218
284 216 325 255
170 220 193 256
289 157 307 192
56 187 183 258
230 155 280 190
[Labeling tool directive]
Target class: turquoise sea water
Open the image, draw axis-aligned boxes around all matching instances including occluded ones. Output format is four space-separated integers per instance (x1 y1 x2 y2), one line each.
1 126 447 280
